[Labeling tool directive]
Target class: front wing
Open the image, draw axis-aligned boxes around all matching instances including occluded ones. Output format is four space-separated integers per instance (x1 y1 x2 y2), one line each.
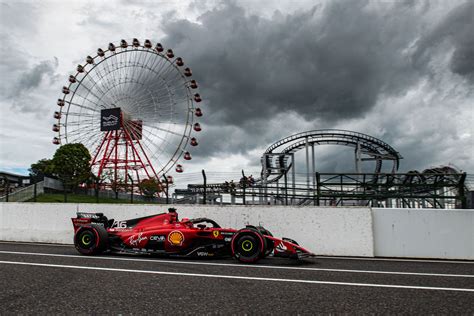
266 236 315 259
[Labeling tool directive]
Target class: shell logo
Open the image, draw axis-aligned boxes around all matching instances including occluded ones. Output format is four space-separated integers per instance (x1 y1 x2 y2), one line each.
168 230 184 246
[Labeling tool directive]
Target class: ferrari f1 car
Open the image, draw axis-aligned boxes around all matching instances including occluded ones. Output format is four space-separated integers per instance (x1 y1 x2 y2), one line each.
71 208 314 263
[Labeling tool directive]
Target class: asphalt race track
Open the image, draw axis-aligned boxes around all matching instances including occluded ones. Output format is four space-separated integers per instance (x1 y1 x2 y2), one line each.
0 242 473 314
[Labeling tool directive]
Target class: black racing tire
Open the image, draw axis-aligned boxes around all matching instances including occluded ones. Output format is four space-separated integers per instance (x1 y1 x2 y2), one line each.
74 224 108 255
257 226 274 257
231 229 265 263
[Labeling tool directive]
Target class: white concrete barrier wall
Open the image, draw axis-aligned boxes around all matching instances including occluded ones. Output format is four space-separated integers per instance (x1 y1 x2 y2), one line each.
372 208 474 260
3 203 473 259
0 203 374 257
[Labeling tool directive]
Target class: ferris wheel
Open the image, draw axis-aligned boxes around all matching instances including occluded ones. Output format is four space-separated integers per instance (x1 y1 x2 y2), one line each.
52 38 203 184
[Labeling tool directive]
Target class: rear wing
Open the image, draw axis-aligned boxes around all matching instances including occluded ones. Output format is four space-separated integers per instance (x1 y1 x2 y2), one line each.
71 212 110 230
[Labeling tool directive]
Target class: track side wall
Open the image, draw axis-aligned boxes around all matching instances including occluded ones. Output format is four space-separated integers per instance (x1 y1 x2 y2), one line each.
372 208 474 260
1 203 473 259
0 203 373 257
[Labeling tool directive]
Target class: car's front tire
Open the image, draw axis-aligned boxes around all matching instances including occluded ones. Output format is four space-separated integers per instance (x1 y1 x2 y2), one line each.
231 229 265 263
74 224 108 255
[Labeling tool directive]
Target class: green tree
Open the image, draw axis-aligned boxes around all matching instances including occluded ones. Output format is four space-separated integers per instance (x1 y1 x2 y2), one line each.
138 178 163 200
51 143 91 199
29 158 54 181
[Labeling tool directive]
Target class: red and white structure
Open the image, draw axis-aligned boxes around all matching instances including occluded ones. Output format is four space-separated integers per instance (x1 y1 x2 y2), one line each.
52 38 203 189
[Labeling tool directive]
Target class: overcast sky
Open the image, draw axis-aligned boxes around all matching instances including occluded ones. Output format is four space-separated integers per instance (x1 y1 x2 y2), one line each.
0 0 472 180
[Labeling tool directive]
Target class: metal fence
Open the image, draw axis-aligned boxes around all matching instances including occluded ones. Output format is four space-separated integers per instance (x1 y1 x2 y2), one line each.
175 172 469 208
0 181 44 202
83 188 170 204
44 177 64 191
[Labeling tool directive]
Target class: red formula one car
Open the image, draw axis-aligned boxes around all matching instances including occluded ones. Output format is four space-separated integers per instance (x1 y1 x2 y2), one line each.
71 208 314 263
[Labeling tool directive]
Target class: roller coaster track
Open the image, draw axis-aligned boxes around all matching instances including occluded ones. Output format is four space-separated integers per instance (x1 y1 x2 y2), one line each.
261 129 403 184
179 130 468 208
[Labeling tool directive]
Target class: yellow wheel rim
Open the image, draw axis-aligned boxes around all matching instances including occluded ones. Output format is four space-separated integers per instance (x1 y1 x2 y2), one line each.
242 240 253 252
82 234 92 246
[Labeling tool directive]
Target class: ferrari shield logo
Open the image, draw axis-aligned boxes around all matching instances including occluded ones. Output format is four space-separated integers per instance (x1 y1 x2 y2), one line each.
213 231 220 238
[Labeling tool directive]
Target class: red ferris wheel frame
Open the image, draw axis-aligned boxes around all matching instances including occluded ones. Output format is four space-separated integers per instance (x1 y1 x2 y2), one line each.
91 113 158 187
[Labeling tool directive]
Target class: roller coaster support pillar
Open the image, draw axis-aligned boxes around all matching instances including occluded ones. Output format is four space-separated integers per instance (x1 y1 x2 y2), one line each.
202 169 207 205
316 172 321 206
305 137 310 196
241 170 246 205
291 153 296 203
263 154 268 204
459 172 467 209
284 169 288 205
311 143 316 205
355 142 362 174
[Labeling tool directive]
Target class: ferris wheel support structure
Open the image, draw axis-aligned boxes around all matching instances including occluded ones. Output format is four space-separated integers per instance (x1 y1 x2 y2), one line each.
90 118 158 186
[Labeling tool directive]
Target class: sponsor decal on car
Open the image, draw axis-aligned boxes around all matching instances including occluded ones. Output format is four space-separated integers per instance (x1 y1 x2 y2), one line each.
109 228 132 232
220 232 235 236
77 213 101 219
212 230 220 238
128 233 147 246
275 241 287 252
224 237 232 242
111 220 127 228
150 235 166 242
72 218 90 225
168 230 184 246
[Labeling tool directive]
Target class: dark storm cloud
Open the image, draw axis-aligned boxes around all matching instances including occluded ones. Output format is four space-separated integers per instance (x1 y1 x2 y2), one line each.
16 58 59 92
163 1 424 127
188 116 281 157
4 58 59 113
0 18 59 113
157 0 447 161
413 1 474 82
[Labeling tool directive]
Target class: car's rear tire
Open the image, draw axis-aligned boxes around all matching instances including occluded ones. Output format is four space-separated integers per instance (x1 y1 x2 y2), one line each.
231 229 265 263
74 224 108 255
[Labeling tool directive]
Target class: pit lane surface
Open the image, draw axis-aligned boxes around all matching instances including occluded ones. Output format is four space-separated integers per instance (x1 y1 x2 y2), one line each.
0 242 473 314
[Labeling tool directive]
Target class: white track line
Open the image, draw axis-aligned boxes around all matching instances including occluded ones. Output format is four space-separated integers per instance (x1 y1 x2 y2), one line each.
317 255 474 264
0 250 472 278
1 241 472 264
0 260 473 292
0 241 71 247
